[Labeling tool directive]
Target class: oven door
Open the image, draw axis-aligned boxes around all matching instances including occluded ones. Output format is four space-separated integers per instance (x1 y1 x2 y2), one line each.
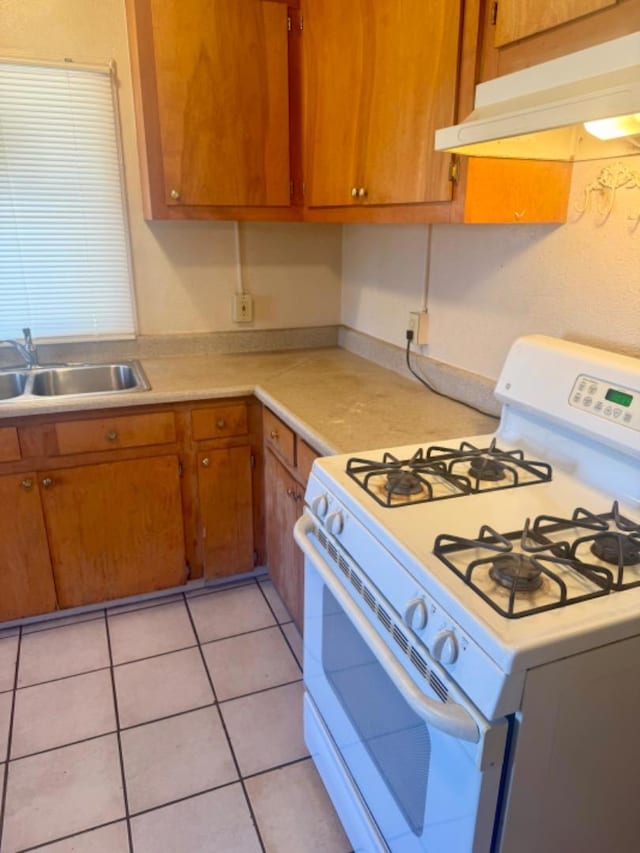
295 514 508 853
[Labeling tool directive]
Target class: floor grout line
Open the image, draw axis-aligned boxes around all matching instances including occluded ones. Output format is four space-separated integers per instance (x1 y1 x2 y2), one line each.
183 592 267 853
218 677 303 706
17 817 126 852
255 577 303 674
15 663 111 692
0 624 22 851
103 612 134 853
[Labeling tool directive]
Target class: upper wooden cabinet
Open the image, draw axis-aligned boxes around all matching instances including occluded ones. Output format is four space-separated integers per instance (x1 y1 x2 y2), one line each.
494 0 617 47
127 0 575 224
303 0 462 208
126 0 294 219
481 0 637 80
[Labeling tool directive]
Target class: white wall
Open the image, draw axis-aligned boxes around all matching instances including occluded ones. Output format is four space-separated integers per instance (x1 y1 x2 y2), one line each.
342 156 640 379
2 0 342 337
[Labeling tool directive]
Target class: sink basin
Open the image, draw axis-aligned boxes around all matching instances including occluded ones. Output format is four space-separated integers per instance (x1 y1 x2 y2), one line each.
30 363 150 397
0 371 27 400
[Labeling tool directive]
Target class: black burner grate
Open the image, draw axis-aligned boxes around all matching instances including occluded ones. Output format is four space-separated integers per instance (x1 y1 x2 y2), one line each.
431 506 639 618
346 439 552 508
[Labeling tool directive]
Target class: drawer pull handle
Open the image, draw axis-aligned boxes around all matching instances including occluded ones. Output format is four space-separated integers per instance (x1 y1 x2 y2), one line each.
202 457 210 467
216 419 226 429
270 430 279 440
21 478 33 491
41 477 54 489
106 430 118 442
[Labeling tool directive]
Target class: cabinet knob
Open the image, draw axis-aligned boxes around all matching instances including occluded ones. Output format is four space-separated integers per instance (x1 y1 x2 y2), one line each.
170 189 181 200
105 430 118 441
216 419 226 429
351 187 358 198
270 430 279 440
41 477 54 488
358 187 367 198
286 487 295 499
201 457 210 467
514 209 525 220
21 478 33 491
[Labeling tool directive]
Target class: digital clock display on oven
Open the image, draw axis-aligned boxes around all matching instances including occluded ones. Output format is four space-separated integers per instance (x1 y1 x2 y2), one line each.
605 388 633 407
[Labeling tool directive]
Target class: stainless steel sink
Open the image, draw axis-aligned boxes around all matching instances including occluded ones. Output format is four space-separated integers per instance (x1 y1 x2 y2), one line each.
31 363 149 397
0 371 27 400
0 361 150 402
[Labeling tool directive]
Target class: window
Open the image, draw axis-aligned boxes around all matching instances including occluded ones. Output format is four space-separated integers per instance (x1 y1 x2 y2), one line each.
0 59 136 340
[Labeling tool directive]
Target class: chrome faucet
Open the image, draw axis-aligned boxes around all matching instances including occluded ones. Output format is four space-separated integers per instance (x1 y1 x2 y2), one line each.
1 328 40 368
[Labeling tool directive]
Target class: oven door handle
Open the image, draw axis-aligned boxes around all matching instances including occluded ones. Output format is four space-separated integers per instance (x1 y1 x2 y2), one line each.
295 515 481 744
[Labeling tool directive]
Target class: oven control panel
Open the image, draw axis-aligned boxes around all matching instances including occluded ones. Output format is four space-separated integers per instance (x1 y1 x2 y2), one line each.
569 374 639 432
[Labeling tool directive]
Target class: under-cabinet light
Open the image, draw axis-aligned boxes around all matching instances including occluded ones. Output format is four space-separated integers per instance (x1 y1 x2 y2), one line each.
584 113 640 140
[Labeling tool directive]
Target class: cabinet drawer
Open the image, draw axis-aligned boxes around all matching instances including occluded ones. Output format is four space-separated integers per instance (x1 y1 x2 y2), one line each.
191 404 248 441
0 426 20 462
55 412 176 455
263 409 295 467
297 439 319 485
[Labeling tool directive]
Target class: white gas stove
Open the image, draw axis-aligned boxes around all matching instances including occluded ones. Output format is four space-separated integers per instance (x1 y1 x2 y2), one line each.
295 335 640 853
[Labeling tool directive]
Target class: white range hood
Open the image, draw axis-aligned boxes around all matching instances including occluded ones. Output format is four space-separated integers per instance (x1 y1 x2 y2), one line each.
435 32 640 161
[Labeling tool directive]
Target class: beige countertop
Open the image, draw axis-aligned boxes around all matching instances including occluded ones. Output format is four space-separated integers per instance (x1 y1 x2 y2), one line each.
0 348 498 454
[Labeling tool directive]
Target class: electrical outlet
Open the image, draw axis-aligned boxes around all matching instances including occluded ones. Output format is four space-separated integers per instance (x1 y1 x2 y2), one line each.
232 293 253 323
408 310 429 345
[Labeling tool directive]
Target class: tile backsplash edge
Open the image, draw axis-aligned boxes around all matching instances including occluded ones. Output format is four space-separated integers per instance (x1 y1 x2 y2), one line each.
339 326 501 418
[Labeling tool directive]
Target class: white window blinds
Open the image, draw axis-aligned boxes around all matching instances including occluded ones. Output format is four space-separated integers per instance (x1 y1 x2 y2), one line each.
0 60 136 340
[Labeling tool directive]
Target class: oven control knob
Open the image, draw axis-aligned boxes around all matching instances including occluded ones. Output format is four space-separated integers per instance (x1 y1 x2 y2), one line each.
431 630 458 665
403 598 428 632
326 510 344 536
311 494 329 518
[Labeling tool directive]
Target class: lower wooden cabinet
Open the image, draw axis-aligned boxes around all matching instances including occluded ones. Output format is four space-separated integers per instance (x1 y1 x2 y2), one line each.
197 446 255 578
263 406 320 630
0 397 264 623
41 455 186 608
0 472 57 622
264 449 304 630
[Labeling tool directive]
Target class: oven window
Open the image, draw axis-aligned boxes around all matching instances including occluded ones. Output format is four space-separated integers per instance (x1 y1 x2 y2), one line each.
321 587 430 836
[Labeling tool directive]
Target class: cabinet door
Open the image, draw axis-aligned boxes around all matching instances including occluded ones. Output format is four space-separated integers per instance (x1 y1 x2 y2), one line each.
304 0 461 207
197 446 254 578
0 473 57 621
264 450 304 629
41 456 186 608
151 0 290 207
495 0 616 47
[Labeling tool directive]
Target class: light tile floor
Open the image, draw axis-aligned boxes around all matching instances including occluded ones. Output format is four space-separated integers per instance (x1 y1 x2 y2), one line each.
0 578 350 853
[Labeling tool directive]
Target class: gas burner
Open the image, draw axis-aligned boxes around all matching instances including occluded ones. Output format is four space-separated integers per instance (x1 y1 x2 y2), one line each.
533 502 640 589
590 533 640 567
427 438 552 489
468 457 506 482
345 440 552 508
489 554 543 592
433 519 614 619
384 469 424 497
